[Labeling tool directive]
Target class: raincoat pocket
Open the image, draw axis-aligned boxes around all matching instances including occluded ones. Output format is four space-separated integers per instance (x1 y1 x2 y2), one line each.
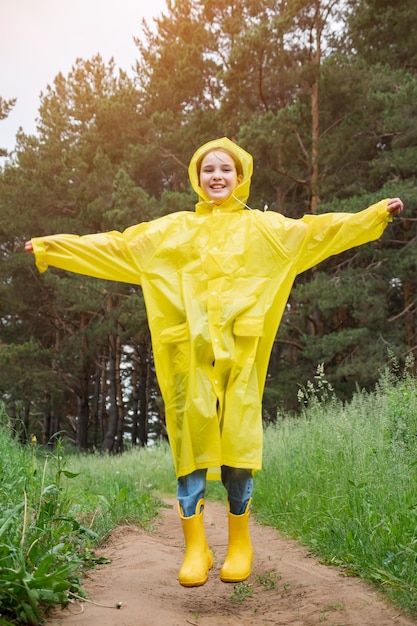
233 316 264 337
160 322 188 344
233 315 264 366
159 322 190 374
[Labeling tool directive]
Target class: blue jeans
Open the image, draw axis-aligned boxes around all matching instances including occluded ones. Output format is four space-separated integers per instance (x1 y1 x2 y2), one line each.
177 466 254 517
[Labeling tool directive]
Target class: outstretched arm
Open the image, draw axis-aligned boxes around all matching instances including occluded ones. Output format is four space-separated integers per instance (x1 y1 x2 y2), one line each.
294 197 404 275
24 228 146 285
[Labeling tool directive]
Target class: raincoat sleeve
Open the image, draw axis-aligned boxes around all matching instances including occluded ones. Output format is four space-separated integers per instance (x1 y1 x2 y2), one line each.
30 222 151 285
294 199 392 274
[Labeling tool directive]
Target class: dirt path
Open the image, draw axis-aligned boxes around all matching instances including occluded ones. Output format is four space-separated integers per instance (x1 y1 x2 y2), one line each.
46 500 416 626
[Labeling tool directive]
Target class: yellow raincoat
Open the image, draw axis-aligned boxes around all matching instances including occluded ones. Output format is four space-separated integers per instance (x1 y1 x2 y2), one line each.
31 137 393 479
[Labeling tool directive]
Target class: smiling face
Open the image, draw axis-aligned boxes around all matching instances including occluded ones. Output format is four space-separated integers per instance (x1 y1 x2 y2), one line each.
199 149 243 205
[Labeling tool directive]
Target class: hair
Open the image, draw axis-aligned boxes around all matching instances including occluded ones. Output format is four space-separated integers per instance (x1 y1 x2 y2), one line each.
196 148 243 180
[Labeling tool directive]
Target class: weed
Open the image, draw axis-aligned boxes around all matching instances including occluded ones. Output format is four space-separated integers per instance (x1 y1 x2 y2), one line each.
297 363 335 411
0 438 87 624
320 600 346 622
230 582 253 603
256 570 280 590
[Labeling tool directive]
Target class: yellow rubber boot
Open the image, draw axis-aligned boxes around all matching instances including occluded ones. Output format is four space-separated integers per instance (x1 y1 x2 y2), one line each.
220 499 253 583
178 499 213 587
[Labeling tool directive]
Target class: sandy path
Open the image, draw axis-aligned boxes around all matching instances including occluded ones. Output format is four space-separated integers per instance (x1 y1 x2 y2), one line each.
46 500 416 626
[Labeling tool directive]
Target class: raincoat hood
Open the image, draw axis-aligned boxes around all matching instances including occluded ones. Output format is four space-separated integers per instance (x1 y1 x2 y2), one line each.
188 137 253 214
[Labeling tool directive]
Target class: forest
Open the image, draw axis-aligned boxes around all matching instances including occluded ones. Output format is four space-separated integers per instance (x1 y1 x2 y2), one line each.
0 0 416 452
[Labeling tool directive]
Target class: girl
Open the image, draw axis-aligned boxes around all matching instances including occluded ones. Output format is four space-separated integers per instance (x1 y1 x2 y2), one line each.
26 137 403 587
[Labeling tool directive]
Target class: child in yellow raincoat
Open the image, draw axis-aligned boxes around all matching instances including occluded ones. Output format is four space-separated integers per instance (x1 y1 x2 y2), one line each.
26 137 403 588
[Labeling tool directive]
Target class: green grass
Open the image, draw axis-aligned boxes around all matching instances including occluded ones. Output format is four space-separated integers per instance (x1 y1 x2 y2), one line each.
254 366 417 614
61 443 176 538
0 433 90 625
0 431 164 625
1 365 417 621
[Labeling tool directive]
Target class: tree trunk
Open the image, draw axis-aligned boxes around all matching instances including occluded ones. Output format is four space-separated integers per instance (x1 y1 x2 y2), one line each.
101 332 125 453
76 391 90 451
131 349 140 446
99 360 109 444
21 402 30 444
114 335 125 453
101 345 117 453
91 362 102 448
309 0 321 214
138 340 150 447
43 391 52 445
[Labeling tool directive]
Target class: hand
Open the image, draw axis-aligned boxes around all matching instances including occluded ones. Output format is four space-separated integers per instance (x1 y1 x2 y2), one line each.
387 197 404 215
25 241 33 253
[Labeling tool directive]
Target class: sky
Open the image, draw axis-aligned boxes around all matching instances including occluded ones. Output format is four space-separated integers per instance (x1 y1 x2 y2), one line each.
1 0 167 155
